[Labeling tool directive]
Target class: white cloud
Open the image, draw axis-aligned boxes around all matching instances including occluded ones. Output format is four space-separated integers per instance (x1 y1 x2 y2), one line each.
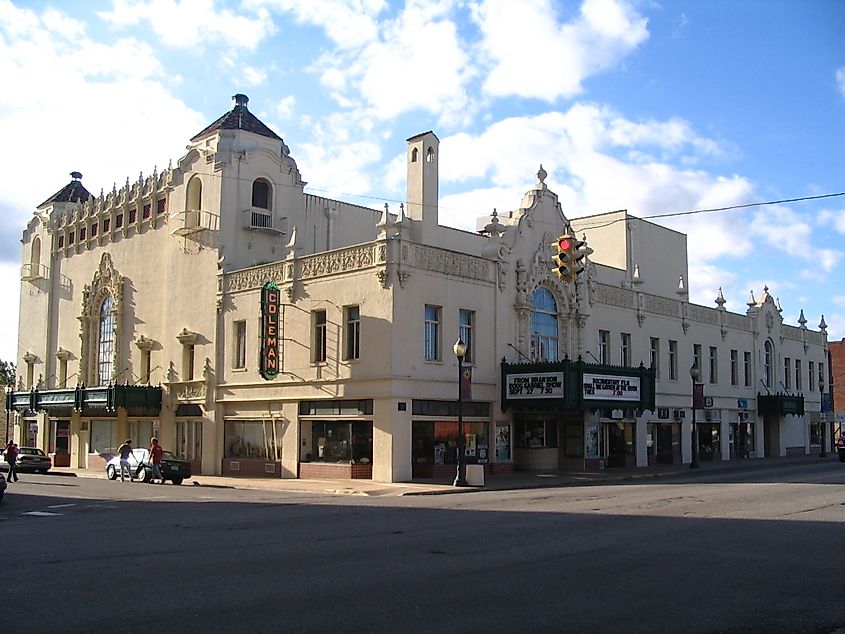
818 207 845 234
98 0 276 51
242 65 268 87
250 0 386 49
0 262 19 361
276 95 296 119
473 0 648 101
837 67 845 98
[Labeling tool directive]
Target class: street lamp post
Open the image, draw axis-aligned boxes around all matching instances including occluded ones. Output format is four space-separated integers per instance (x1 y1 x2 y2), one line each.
819 376 827 458
690 365 700 469
453 339 468 487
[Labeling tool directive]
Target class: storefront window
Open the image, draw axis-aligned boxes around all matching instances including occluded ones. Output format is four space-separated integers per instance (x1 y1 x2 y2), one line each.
412 421 489 465
224 420 284 460
176 420 203 460
306 421 373 464
129 420 154 449
90 419 117 454
515 420 558 448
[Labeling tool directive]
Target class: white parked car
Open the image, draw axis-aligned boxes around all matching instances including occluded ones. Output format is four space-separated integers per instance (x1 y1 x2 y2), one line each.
105 448 152 482
105 448 191 485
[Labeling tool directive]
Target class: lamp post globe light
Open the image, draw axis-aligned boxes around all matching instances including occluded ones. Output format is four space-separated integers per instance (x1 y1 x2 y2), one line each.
819 376 827 458
690 365 700 469
453 338 468 487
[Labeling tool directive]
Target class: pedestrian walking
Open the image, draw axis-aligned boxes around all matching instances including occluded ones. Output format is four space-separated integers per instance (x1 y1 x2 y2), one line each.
4 441 19 482
116 439 135 482
149 437 164 484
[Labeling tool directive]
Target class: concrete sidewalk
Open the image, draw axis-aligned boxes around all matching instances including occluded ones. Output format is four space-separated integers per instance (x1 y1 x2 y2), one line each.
48 453 842 497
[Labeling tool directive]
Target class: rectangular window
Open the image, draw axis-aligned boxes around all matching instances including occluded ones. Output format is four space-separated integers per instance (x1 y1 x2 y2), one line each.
709 346 718 384
79 227 86 241
103 218 110 232
58 358 68 388
668 340 678 381
784 358 791 390
224 420 283 461
91 222 98 237
129 207 137 224
730 350 738 386
68 231 75 245
424 305 441 361
819 363 825 389
58 235 64 248
744 351 752 387
795 359 802 392
143 203 151 219
693 344 702 372
183 344 195 381
313 310 327 363
141 349 152 384
598 330 610 365
234 320 246 369
808 361 815 391
650 338 660 379
459 309 474 364
157 198 167 215
344 306 360 361
620 333 631 367
116 213 123 228
176 420 203 461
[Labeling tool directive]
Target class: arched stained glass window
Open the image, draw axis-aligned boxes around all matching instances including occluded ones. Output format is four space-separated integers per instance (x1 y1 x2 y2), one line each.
98 295 115 385
530 288 558 362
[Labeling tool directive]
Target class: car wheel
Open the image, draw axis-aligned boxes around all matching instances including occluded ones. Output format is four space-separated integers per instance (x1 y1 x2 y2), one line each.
138 469 151 483
172 478 183 486
106 465 117 480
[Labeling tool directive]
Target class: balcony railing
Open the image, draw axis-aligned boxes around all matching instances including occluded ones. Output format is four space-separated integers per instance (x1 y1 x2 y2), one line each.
21 262 49 282
171 209 220 237
243 208 285 234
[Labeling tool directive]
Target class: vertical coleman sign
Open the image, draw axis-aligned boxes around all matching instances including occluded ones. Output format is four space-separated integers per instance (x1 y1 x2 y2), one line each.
260 281 281 380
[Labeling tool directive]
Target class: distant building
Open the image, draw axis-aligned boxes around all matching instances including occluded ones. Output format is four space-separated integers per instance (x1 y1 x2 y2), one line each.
6 94 831 481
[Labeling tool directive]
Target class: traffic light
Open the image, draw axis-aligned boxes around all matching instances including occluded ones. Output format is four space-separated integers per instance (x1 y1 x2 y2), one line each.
572 234 593 278
551 233 576 282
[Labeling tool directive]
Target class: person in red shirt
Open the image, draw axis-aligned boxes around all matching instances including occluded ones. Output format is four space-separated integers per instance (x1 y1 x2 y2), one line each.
149 437 164 484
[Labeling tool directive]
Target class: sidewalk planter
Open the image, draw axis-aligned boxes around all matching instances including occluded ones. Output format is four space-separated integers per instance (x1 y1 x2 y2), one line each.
299 462 373 480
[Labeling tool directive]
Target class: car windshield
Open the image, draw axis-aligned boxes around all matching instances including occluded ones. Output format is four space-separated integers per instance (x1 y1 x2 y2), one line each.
161 451 177 460
19 448 46 456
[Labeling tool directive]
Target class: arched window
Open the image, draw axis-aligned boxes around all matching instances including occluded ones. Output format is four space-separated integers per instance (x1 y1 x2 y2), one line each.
31 236 41 270
411 147 418 163
98 295 115 385
186 176 202 212
426 146 434 163
764 340 773 388
252 178 272 210
530 288 558 362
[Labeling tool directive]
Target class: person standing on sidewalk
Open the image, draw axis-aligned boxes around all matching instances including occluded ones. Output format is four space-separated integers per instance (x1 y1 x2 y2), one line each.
149 437 164 484
4 441 19 482
116 439 135 482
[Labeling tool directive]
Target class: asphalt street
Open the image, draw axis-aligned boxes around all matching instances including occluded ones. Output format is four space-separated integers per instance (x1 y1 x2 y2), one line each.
3 461 845 633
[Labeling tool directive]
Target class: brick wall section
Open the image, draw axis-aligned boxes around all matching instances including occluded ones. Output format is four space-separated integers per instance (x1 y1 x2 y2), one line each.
222 458 282 478
298 462 372 480
830 340 845 412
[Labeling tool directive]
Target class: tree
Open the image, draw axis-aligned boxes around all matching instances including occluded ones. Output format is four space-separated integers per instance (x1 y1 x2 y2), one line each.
0 360 16 387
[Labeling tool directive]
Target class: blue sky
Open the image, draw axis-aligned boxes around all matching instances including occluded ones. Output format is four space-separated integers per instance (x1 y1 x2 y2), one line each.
1 0 844 364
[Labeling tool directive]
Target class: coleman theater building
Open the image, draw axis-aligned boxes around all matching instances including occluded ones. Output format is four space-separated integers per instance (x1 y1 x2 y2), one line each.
7 94 831 482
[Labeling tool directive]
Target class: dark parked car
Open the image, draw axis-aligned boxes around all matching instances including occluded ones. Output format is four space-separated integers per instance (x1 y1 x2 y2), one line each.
106 448 191 485
9 447 52 473
0 472 6 501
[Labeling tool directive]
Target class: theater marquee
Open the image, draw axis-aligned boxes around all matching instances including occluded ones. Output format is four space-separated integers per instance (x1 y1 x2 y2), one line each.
506 372 565 399
582 373 641 401
260 281 281 380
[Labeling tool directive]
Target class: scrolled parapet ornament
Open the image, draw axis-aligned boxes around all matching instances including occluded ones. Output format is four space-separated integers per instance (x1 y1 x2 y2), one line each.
411 245 491 281
225 263 286 293
299 244 377 279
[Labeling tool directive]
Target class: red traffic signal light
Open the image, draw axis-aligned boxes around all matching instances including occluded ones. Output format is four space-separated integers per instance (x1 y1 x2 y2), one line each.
551 233 576 282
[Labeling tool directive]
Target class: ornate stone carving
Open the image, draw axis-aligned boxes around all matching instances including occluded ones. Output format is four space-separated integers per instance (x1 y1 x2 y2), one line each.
225 263 285 292
376 270 389 289
411 245 490 281
79 253 124 385
300 245 376 279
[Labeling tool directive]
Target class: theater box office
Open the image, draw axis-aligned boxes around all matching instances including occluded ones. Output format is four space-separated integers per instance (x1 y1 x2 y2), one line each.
501 358 655 471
